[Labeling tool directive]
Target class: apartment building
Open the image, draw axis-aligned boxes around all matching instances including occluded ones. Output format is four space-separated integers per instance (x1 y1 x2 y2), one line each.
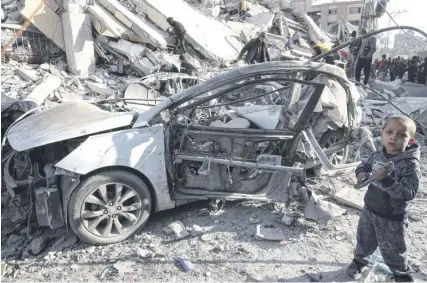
291 0 364 29
390 31 427 58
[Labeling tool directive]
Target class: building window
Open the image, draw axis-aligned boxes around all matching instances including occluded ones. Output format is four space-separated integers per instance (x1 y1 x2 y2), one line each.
329 9 337 15
349 7 362 14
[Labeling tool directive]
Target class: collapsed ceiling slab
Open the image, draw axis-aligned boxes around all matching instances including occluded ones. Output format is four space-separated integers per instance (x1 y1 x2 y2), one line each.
88 2 148 43
20 0 65 50
97 0 168 48
139 0 243 61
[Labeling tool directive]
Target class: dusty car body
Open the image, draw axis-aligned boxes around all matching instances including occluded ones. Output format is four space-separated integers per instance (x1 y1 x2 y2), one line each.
3 61 366 245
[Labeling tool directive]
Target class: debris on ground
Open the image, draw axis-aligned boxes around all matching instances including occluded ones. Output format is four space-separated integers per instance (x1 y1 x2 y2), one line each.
2 0 427 281
255 225 286 241
281 215 295 226
113 260 136 275
177 257 194 272
163 221 190 239
334 186 365 210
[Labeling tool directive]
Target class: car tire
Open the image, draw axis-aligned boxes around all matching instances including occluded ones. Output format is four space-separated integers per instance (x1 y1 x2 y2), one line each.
68 169 152 245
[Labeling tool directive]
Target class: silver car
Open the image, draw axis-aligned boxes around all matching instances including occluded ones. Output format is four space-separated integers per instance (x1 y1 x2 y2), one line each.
3 61 367 245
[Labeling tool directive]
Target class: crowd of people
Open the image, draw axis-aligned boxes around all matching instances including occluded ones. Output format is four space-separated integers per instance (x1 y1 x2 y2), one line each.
373 56 427 85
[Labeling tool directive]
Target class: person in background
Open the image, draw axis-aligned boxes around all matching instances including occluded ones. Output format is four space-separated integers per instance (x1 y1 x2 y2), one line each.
407 59 418 83
355 27 377 85
239 0 247 21
232 32 270 64
417 57 427 85
348 30 361 78
285 34 292 50
398 59 407 80
389 58 396 81
377 54 389 81
292 30 301 47
167 17 187 54
309 41 322 57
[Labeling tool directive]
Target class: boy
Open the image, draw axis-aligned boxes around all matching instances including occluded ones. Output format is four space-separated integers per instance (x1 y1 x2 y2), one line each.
347 115 420 282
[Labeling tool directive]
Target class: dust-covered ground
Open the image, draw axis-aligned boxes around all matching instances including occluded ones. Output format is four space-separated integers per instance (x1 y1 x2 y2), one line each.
2 156 427 282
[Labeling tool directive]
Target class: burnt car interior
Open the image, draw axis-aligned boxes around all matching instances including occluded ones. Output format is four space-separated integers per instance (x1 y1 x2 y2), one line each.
165 74 327 201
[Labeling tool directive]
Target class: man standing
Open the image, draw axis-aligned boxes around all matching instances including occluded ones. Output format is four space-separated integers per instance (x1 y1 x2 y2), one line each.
398 58 407 80
355 28 377 85
292 30 301 47
232 32 270 64
239 0 247 21
408 59 418 82
285 35 292 51
348 31 361 78
417 58 427 85
167 17 187 54
377 54 389 81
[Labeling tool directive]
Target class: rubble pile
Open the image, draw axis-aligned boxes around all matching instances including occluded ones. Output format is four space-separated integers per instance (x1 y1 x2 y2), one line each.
1 0 339 136
1 0 427 280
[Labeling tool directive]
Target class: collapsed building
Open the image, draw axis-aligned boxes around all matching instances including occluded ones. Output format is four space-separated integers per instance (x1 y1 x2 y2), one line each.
1 0 427 248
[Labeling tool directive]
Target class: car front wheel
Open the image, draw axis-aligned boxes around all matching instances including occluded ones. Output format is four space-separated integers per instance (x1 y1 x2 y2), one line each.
68 169 152 245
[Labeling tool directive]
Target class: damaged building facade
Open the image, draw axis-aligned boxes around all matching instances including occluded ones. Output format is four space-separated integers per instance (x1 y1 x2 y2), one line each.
2 0 427 247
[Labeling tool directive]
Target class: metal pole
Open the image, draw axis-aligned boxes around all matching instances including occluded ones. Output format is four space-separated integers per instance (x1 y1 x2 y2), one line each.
311 25 427 62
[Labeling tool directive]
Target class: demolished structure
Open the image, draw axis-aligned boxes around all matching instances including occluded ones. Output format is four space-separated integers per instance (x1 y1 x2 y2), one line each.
2 0 427 250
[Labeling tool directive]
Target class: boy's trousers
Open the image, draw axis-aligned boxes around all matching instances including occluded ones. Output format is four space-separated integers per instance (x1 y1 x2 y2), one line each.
354 207 411 275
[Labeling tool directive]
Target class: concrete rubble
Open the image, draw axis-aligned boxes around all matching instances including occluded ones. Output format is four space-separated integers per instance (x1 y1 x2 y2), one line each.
2 0 427 279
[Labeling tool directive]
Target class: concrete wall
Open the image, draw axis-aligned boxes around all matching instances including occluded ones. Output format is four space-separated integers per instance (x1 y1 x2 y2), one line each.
310 0 363 28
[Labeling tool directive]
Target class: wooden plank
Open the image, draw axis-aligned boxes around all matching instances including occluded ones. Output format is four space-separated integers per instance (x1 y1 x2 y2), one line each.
334 186 365 210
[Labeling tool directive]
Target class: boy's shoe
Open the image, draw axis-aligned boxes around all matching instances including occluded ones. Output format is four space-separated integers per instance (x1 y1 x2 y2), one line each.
393 274 414 282
346 259 368 280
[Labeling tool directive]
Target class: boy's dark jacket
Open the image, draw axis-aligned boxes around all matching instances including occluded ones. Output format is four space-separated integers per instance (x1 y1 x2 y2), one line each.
355 144 421 221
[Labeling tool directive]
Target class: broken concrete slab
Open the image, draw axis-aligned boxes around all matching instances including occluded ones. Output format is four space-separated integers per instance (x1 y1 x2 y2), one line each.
20 0 65 50
140 0 242 61
246 13 275 31
113 260 135 274
26 75 62 106
30 236 48 255
124 83 162 112
163 220 190 239
135 57 158 75
97 0 167 48
50 234 78 253
255 225 286 241
61 0 95 77
86 81 117 98
304 193 346 225
281 215 295 226
246 2 270 17
190 225 204 237
334 186 365 210
225 21 262 43
107 39 159 66
15 68 37 81
88 2 146 44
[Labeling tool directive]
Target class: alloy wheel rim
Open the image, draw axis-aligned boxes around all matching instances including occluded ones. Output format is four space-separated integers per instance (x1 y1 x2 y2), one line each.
80 183 150 238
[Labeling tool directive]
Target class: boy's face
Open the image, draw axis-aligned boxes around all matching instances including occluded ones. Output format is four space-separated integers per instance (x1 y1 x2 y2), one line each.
381 119 413 154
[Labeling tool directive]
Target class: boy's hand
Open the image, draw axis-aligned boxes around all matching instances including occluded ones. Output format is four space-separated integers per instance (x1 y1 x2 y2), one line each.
356 172 369 184
374 168 388 180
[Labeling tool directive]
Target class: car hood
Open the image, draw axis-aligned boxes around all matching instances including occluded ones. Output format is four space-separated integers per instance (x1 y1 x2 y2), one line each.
7 102 136 151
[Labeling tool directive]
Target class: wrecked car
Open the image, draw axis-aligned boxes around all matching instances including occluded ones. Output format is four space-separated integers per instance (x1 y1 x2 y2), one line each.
2 61 369 245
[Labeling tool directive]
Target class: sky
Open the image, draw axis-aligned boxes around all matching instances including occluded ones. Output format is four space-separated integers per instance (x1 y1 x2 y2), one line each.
377 0 427 47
